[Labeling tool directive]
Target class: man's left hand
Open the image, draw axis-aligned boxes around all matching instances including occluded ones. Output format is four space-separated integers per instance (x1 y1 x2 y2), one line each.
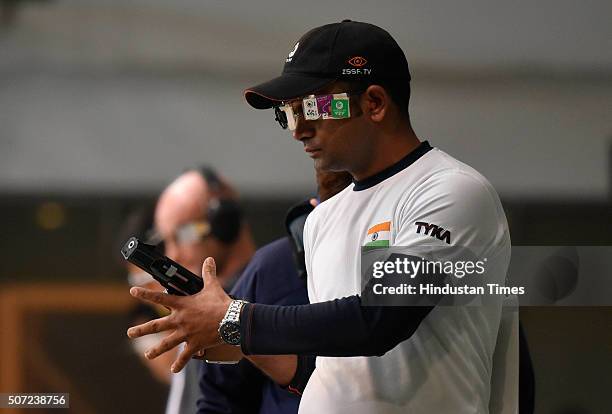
127 257 232 373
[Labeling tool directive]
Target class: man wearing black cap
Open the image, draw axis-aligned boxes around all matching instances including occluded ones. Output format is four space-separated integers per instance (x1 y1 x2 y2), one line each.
128 20 515 414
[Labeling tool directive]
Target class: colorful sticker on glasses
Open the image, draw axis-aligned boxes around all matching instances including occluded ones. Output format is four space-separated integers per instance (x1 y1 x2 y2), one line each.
331 94 350 118
303 97 319 120
316 94 333 118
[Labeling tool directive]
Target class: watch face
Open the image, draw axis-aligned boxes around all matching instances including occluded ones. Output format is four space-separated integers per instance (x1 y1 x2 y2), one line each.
219 322 241 346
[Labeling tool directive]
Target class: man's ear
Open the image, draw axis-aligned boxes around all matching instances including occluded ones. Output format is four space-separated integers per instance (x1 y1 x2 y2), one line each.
363 85 388 123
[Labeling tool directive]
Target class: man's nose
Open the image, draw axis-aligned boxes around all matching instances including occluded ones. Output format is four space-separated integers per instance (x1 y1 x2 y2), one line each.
292 117 315 142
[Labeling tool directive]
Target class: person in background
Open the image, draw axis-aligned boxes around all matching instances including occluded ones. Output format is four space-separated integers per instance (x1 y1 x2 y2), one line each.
153 166 256 414
197 168 352 414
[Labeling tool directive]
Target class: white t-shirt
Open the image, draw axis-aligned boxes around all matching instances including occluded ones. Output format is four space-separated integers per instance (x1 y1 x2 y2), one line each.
301 144 512 414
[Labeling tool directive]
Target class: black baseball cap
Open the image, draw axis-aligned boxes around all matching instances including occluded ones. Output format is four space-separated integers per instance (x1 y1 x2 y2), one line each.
244 20 411 109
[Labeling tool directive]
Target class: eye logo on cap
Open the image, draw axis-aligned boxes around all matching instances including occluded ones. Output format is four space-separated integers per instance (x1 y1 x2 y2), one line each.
286 42 300 63
348 56 368 67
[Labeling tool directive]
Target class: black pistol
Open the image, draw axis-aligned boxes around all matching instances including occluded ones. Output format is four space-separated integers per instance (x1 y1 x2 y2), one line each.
121 237 203 296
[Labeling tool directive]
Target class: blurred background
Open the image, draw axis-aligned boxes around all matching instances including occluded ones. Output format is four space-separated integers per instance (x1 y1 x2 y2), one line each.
0 0 610 413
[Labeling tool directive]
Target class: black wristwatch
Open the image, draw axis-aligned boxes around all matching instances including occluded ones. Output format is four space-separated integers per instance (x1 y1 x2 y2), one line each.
218 299 248 346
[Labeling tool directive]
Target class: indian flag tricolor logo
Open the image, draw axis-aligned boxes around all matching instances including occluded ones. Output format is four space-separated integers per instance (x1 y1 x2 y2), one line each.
364 221 391 249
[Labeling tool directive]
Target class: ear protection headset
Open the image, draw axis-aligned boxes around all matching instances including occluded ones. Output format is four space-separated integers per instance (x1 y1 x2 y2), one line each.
193 166 243 244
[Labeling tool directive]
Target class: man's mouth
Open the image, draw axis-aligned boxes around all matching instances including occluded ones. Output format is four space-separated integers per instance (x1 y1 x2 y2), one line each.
302 139 321 156
304 147 322 158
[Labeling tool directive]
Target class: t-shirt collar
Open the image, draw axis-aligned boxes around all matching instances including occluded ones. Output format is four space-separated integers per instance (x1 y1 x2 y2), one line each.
352 141 433 191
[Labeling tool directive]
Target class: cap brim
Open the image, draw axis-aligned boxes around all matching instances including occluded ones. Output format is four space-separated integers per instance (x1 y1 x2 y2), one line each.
244 74 335 109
